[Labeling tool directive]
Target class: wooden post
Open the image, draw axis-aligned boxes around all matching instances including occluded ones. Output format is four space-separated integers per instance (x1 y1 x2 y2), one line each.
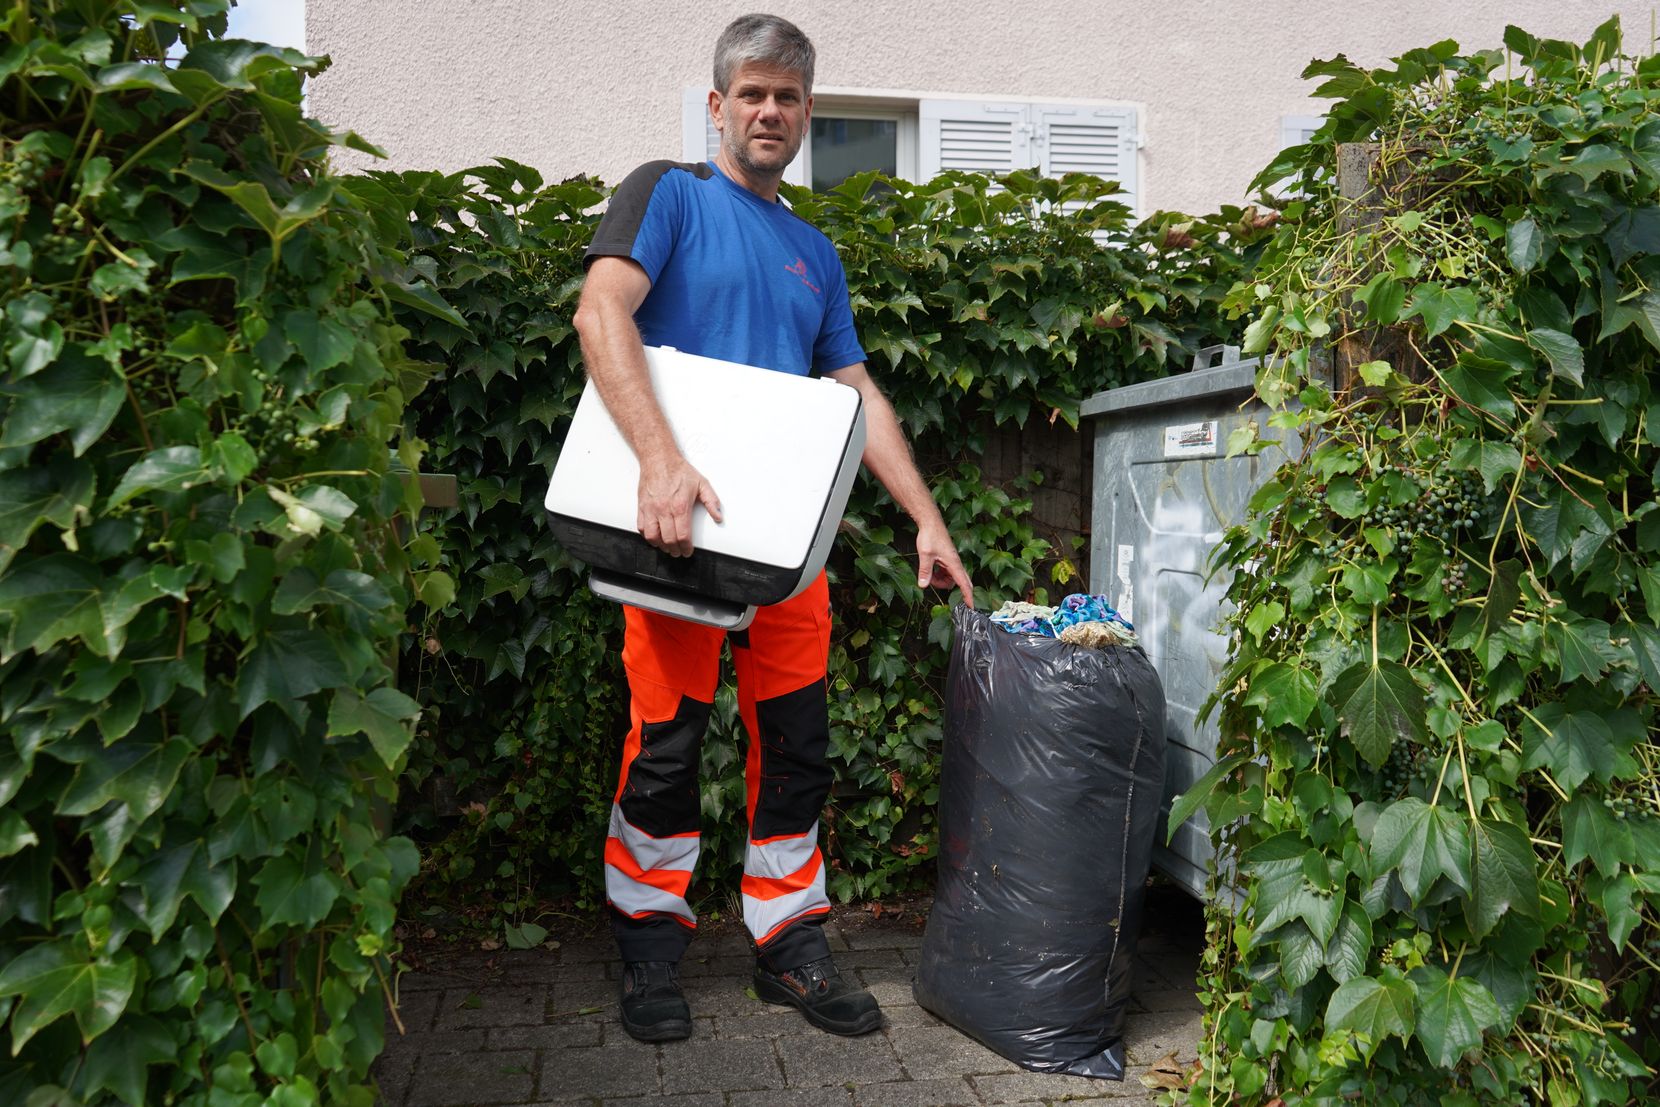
1333 142 1431 392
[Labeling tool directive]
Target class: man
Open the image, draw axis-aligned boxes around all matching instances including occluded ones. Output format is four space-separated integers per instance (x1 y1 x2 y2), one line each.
571 12 973 1043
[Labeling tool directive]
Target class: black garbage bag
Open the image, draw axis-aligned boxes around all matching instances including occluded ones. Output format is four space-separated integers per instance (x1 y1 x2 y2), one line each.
913 604 1167 1079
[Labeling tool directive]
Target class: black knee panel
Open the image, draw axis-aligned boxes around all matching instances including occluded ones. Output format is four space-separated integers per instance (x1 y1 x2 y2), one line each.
619 696 712 837
750 679 832 840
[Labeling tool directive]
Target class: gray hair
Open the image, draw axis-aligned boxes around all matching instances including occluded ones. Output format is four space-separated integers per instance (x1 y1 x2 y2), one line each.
713 13 816 96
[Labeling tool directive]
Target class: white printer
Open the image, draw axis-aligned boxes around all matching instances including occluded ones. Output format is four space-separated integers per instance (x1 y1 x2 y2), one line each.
544 346 867 630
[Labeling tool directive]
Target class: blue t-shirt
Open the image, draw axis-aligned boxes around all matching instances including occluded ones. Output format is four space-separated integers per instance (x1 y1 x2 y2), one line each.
585 161 866 377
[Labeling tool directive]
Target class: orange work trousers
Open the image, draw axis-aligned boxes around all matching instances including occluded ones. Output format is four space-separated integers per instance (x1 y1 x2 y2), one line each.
604 571 834 970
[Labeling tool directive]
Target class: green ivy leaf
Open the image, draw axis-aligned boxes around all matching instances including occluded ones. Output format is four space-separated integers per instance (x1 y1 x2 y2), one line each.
1505 218 1542 273
1448 440 1521 495
1244 662 1319 728
1324 902 1372 983
185 532 246 584
1356 275 1406 325
1242 306 1280 355
1525 328 1584 387
92 60 177 93
1522 707 1626 793
1277 919 1327 989
0 811 39 858
0 349 125 456
1597 872 1642 952
182 163 335 248
6 292 66 377
1547 143 1630 185
177 38 317 91
0 455 95 575
1165 753 1247 844
1369 798 1472 902
1410 966 1503 1067
1523 487 1613 569
251 854 343 929
1324 476 1365 518
133 841 235 936
1329 659 1426 768
1325 974 1415 1059
272 567 394 621
1355 359 1393 387
327 687 421 768
267 485 358 538
1439 358 1515 417
1629 623 1660 689
1464 818 1539 939
1244 600 1285 644
78 1015 174 1107
1547 615 1618 683
108 446 209 508
416 570 456 609
255 1031 299 1079
504 922 549 950
57 738 192 823
0 942 137 1052
282 309 358 372
1260 882 1344 948
379 279 467 328
1458 949 1533 1029
236 626 349 719
1562 793 1635 877
210 432 259 484
1406 283 1480 339
0 554 123 659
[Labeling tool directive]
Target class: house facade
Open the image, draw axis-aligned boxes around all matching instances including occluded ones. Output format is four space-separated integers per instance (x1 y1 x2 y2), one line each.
307 1 1641 215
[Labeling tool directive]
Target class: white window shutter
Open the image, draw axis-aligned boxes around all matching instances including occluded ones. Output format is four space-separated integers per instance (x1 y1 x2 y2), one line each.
919 99 1031 180
681 87 716 162
1033 103 1138 215
1280 114 1325 148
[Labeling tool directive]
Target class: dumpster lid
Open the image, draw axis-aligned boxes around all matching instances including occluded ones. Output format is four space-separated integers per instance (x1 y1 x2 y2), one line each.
1080 345 1259 420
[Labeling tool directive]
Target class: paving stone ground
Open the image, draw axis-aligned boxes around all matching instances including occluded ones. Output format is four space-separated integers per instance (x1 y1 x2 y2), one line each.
377 885 1204 1107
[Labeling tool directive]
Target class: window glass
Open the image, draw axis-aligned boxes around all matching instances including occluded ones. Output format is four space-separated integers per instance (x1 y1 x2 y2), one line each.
811 117 897 191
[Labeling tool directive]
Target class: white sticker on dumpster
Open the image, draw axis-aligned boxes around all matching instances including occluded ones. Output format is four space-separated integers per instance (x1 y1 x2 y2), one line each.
1115 545 1135 624
1163 420 1219 458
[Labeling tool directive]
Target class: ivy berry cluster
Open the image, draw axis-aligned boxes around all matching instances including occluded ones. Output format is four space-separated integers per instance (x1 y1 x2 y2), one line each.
1363 465 1490 551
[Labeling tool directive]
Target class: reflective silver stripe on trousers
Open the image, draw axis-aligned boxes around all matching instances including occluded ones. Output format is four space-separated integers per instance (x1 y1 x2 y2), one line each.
605 803 699 923
743 824 829 942
744 822 819 878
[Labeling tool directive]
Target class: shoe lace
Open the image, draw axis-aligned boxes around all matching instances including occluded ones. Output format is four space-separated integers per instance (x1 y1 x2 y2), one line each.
787 956 839 993
627 960 680 995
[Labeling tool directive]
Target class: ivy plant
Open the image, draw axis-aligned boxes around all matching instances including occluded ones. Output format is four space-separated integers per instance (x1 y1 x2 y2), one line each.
1176 18 1659 1105
0 3 436 1103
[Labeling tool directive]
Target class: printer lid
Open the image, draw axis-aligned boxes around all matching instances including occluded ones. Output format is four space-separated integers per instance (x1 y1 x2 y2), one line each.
545 346 864 569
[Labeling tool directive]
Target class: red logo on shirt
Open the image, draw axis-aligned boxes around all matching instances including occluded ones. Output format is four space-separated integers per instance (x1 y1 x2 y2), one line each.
785 257 820 294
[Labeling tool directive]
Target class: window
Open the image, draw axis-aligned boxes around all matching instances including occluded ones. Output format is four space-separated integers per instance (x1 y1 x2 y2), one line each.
682 89 1140 212
1272 114 1326 198
1280 114 1325 148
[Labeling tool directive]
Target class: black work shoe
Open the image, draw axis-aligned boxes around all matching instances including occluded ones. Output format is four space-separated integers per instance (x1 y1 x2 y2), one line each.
753 955 882 1036
619 960 691 1042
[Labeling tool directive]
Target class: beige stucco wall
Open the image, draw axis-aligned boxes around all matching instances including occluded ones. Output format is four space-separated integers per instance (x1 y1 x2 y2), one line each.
308 2 1644 215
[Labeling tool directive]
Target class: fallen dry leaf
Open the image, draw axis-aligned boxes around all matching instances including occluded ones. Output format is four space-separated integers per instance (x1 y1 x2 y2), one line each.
1137 1050 1189 1092
479 938 501 951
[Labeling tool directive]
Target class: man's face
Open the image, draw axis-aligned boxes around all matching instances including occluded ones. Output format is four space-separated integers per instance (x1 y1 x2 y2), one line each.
711 62 811 177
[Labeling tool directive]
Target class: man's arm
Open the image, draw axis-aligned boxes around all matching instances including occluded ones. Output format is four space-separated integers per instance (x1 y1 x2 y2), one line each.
825 363 974 607
572 256 721 557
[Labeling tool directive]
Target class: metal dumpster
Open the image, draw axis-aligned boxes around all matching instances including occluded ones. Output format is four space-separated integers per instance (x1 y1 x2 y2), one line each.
1080 346 1307 900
